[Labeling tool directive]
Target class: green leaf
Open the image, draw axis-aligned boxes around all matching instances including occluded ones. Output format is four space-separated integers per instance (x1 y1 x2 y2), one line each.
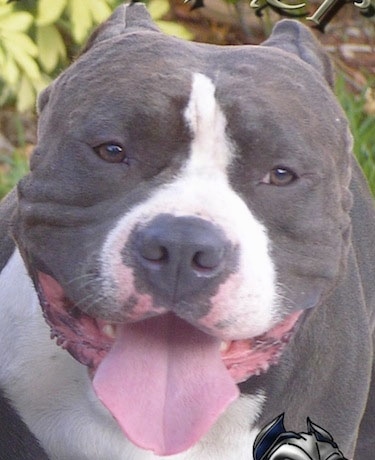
157 20 193 40
3 34 41 81
2 31 38 57
0 46 5 68
2 56 19 86
33 73 51 94
17 74 36 112
14 51 41 81
0 11 33 32
147 0 193 39
0 5 13 20
37 25 67 72
87 0 112 23
37 0 67 26
68 0 93 43
148 0 170 20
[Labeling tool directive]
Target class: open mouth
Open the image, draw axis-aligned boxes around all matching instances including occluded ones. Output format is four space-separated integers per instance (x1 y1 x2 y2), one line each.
36 270 302 455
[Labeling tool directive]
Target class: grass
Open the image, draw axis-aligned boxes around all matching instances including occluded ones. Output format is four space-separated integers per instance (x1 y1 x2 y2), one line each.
0 78 374 198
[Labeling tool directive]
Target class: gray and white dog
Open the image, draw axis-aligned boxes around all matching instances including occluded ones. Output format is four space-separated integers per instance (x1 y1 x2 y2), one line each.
0 3 374 459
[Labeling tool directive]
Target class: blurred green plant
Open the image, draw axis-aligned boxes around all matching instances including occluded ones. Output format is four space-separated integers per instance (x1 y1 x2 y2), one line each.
0 0 119 111
0 3 42 111
149 0 193 38
0 0 191 112
335 75 375 195
0 148 29 197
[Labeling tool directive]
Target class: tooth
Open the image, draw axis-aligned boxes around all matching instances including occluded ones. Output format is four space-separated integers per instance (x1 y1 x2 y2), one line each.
102 324 116 339
220 341 231 352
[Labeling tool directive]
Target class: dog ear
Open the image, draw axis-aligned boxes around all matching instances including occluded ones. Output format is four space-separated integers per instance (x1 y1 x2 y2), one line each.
253 413 286 460
37 86 51 114
262 20 334 87
81 2 160 54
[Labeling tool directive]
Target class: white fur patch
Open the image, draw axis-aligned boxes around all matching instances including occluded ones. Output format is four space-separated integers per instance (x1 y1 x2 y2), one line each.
0 251 264 460
183 73 233 175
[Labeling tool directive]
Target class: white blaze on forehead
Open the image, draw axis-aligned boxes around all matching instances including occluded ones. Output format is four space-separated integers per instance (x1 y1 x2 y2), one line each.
184 73 233 175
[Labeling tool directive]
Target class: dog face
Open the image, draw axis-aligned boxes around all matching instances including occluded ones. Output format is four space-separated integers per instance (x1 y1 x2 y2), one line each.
11 4 353 456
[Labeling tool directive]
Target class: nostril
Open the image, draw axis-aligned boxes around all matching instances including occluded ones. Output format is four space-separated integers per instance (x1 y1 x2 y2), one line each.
140 243 169 264
192 247 225 271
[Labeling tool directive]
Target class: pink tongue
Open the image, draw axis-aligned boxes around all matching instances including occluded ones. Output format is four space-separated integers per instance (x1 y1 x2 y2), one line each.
93 314 239 455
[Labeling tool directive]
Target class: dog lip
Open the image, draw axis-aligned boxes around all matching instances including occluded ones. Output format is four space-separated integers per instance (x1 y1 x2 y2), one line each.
35 269 302 381
220 310 303 382
35 271 114 369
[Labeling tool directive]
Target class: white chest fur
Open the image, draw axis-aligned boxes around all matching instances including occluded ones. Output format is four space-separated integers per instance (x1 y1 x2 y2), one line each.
0 250 263 460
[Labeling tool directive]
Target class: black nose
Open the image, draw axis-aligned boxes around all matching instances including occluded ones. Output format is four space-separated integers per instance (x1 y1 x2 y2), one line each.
128 214 234 303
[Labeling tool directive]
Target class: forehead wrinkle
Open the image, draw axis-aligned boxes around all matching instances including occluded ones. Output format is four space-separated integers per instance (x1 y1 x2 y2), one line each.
183 73 234 176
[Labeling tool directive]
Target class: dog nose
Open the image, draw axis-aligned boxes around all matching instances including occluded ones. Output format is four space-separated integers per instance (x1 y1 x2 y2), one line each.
130 214 232 302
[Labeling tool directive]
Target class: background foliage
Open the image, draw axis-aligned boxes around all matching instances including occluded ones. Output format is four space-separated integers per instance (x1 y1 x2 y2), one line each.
0 0 374 197
0 0 118 111
0 0 191 111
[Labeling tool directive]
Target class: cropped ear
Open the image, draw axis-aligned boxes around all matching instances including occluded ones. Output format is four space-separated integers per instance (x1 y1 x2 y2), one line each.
81 2 160 54
262 20 334 87
37 86 51 114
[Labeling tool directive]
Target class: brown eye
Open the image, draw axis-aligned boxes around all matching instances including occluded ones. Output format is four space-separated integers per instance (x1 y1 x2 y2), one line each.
264 167 297 186
94 143 127 164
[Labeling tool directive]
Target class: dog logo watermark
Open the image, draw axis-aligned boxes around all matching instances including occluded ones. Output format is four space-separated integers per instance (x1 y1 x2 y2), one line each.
253 413 348 460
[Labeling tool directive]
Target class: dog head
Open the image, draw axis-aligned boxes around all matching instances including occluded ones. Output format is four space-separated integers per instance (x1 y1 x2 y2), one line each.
12 3 353 455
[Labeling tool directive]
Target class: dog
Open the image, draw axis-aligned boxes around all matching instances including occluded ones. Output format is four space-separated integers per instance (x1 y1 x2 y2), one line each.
0 3 374 459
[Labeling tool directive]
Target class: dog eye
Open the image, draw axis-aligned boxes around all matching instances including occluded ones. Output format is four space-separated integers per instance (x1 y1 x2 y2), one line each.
263 167 297 186
94 143 127 164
